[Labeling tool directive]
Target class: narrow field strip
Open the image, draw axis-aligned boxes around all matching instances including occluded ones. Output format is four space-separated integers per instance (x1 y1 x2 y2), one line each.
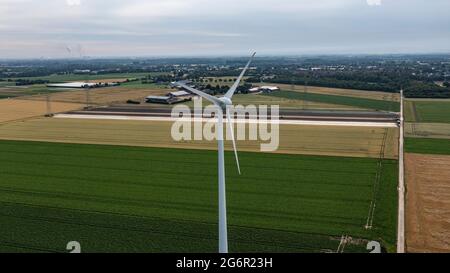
264 90 400 112
0 183 370 224
0 205 340 253
54 113 398 127
0 117 399 159
405 100 450 123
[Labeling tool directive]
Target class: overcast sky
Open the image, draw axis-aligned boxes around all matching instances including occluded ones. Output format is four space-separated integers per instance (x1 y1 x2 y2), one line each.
0 0 449 58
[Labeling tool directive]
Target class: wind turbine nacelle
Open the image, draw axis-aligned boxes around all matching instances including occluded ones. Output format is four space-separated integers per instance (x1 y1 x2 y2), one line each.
217 97 232 108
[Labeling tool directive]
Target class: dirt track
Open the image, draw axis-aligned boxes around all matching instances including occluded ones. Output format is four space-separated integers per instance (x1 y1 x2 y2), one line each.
406 153 450 252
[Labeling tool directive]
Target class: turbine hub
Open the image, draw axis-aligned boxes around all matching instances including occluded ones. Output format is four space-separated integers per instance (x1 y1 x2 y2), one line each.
218 97 232 107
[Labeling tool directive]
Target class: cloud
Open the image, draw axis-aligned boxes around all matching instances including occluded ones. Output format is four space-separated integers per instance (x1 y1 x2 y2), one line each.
367 0 382 6
0 0 450 58
66 0 81 6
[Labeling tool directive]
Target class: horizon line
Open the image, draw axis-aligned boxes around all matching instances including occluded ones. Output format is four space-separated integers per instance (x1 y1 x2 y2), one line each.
2 51 450 61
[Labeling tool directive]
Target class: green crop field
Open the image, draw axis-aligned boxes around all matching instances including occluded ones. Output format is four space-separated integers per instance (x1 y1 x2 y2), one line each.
0 140 397 253
0 85 70 97
405 137 450 155
265 90 400 112
0 81 165 101
405 100 450 123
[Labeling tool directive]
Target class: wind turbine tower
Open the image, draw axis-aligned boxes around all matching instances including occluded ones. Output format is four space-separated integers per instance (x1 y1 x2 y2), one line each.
176 52 255 253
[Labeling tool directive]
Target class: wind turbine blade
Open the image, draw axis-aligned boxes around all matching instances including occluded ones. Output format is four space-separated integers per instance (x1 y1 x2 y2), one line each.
224 52 256 99
226 107 241 175
175 82 221 105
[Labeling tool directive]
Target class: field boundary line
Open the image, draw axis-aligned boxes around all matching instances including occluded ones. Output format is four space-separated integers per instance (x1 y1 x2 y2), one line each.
54 114 398 127
410 101 419 122
365 128 388 229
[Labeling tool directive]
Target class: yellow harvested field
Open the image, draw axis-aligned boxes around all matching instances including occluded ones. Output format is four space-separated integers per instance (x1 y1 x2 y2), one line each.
259 83 400 101
406 153 450 252
0 117 398 159
0 99 83 123
19 87 169 105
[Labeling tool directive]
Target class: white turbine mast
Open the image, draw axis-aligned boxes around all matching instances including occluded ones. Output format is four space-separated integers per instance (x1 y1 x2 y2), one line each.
175 52 256 253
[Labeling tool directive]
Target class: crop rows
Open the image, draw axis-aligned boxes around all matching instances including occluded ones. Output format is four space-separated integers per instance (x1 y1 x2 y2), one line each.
0 140 397 252
405 100 450 123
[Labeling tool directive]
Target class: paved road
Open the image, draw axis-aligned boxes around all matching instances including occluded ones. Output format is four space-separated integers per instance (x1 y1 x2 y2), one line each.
397 90 406 253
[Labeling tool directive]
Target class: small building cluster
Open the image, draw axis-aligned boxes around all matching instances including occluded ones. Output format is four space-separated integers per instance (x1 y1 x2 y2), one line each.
145 90 194 105
47 81 120 89
146 81 280 105
248 85 280 93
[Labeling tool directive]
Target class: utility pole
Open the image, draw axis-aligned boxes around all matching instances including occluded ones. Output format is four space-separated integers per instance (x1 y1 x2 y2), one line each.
85 87 90 109
45 93 53 117
303 76 308 110
85 70 91 109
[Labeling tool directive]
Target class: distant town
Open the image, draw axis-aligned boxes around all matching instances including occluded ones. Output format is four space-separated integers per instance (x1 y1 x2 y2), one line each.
1 54 450 100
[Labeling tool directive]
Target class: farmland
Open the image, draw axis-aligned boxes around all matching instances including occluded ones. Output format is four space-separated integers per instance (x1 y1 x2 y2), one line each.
0 84 65 98
0 74 167 100
405 138 450 155
0 117 399 159
405 100 450 123
20 85 169 105
405 123 450 139
261 83 400 102
0 140 398 252
0 100 83 123
265 90 400 112
403 99 450 252
406 153 450 252
184 93 358 110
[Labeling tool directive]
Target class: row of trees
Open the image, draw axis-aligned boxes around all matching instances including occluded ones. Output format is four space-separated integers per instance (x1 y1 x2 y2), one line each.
247 74 450 98
197 83 253 94
249 76 401 93
141 74 176 84
404 82 450 98
14 79 50 86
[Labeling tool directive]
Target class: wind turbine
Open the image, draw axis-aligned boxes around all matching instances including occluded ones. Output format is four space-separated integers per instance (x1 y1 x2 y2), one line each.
176 52 256 253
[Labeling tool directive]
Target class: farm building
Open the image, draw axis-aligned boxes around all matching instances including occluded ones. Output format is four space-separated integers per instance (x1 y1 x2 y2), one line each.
248 85 280 93
169 80 193 89
47 82 97 88
167 90 192 98
248 87 261 93
146 96 175 104
259 86 280 92
145 95 191 105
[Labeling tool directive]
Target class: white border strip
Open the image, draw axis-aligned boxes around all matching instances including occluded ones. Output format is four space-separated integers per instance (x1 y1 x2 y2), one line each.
54 114 398 128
